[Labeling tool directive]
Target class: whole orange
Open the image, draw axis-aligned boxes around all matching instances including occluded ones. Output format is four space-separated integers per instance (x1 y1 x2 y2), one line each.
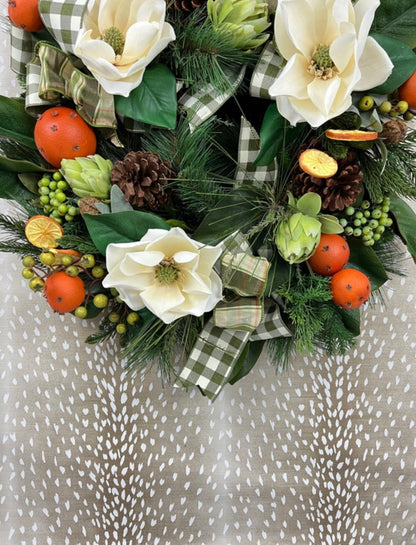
44 271 86 313
308 233 350 276
34 106 97 168
398 70 416 110
330 268 371 309
8 0 44 32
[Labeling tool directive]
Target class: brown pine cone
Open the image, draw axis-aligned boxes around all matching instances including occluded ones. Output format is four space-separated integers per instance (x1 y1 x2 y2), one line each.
168 0 206 12
111 151 173 210
379 119 408 146
292 150 363 212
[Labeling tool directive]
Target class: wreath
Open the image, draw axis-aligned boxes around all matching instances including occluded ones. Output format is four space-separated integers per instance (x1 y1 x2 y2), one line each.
1 0 416 400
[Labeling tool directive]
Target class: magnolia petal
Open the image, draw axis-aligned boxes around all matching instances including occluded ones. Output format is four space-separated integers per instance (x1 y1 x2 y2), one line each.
121 22 159 65
146 228 198 255
353 0 381 58
76 34 116 63
181 270 213 295
354 36 393 91
275 96 309 126
307 76 341 117
173 251 199 266
105 241 144 270
330 31 355 74
197 245 223 273
141 283 185 323
123 250 164 270
269 54 312 100
275 0 316 59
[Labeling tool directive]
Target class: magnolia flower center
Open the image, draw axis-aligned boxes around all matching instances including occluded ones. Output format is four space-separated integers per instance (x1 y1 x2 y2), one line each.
155 258 180 285
308 44 337 80
102 26 125 57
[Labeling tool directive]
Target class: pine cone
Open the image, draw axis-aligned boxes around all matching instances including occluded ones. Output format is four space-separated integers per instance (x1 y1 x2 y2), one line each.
168 0 206 12
292 150 363 212
111 151 173 210
380 119 408 146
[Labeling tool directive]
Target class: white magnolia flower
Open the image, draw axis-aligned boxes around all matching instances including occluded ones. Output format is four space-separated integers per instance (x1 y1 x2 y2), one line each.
102 228 223 324
74 0 175 97
269 0 393 127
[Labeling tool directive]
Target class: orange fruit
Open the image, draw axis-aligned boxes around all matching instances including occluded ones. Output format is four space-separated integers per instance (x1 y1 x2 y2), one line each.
298 149 338 178
398 70 416 110
44 271 86 313
25 215 64 249
307 233 350 276
8 0 44 32
34 106 97 168
325 129 378 141
330 268 371 309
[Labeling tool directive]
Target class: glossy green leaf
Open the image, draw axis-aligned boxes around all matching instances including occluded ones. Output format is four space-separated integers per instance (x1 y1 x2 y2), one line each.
18 173 40 194
0 170 34 202
0 155 48 173
370 34 416 94
0 96 37 148
115 64 177 129
347 237 389 290
254 103 307 167
389 196 416 259
228 340 264 385
335 305 361 337
264 252 291 296
84 210 170 255
371 0 416 48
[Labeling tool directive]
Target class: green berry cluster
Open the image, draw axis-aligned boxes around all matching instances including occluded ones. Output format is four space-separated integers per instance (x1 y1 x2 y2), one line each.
37 172 79 224
339 196 393 246
358 94 413 121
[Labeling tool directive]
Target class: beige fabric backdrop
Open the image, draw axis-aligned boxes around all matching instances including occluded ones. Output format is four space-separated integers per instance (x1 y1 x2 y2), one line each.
0 14 415 545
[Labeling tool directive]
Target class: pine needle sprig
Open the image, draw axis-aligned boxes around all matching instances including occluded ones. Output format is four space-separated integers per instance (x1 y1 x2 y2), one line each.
359 131 416 202
267 336 297 371
168 10 256 92
277 268 333 353
0 213 37 256
314 302 357 356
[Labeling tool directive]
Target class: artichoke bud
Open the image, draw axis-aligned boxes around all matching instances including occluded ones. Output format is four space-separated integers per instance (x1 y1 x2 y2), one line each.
61 155 113 199
207 0 270 51
275 212 322 264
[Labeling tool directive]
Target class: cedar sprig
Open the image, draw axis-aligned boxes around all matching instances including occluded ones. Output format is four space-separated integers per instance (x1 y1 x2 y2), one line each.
0 213 37 256
313 302 357 356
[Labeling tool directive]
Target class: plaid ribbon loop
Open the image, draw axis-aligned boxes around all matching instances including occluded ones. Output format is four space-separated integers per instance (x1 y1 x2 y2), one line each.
26 42 117 129
249 40 283 99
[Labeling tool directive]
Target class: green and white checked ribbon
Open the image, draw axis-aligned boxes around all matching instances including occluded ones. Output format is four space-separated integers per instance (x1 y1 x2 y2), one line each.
249 40 283 99
176 233 292 400
235 116 278 185
9 0 88 76
179 66 246 132
26 42 117 129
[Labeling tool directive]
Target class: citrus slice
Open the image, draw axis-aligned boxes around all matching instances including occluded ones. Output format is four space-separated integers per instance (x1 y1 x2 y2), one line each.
325 129 378 141
298 149 338 178
25 215 64 249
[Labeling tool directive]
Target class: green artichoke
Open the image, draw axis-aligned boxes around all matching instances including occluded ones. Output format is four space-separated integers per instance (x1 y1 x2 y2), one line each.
275 212 322 264
207 0 270 51
60 155 113 199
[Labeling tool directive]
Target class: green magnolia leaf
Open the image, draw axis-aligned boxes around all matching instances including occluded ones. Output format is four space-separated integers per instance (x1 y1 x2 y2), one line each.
370 34 416 94
18 173 40 194
0 155 48 173
335 305 361 337
228 339 264 385
371 0 416 49
0 96 37 148
0 170 35 202
114 64 177 129
254 103 307 167
84 210 170 255
347 237 389 290
264 252 291 296
193 189 264 245
389 196 416 259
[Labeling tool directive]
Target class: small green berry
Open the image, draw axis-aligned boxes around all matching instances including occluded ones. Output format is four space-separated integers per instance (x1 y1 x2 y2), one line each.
81 254 96 268
65 265 79 277
126 312 140 325
404 111 414 121
39 251 56 266
22 255 36 268
353 228 362 237
116 323 127 334
93 294 108 308
91 266 105 279
22 267 35 279
345 206 355 216
396 100 408 114
358 95 374 111
29 277 45 291
108 312 121 323
52 171 63 181
344 226 354 236
378 101 392 114
74 306 88 319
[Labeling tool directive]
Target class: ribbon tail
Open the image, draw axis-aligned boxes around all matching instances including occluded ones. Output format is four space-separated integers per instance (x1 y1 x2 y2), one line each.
175 319 250 401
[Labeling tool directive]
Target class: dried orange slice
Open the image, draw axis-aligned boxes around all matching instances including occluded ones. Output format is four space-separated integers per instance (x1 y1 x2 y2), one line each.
25 215 64 249
325 129 378 141
298 149 338 178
